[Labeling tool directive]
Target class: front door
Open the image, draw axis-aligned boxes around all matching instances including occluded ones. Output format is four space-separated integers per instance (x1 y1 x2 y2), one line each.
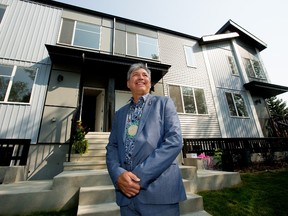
81 87 105 132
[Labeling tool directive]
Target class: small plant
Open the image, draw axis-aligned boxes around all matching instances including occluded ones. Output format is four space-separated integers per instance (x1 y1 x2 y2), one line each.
72 120 89 154
213 148 223 170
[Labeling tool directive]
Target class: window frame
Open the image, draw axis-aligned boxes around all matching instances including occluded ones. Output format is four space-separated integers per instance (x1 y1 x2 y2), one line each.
0 4 6 24
243 57 265 79
184 45 197 68
227 55 239 75
58 18 102 51
225 92 249 118
0 64 37 104
168 84 208 115
127 33 159 60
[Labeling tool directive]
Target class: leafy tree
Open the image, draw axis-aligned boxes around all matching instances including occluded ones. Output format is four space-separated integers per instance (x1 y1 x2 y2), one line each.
266 96 288 117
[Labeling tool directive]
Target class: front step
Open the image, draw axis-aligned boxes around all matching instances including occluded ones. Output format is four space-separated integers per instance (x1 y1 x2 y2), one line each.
78 203 120 216
77 191 209 216
63 161 107 171
65 132 110 171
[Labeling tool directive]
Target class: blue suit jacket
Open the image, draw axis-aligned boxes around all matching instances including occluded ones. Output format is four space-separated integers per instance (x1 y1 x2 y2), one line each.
106 94 187 206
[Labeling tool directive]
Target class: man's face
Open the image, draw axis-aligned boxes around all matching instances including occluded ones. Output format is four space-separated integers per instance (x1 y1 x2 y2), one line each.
127 68 151 96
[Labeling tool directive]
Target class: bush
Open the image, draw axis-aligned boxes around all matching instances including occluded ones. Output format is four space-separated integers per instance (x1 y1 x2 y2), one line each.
72 120 89 154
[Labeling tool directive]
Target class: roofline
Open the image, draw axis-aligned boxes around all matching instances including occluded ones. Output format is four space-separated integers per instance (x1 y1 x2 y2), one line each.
31 0 200 41
199 32 239 45
216 19 267 51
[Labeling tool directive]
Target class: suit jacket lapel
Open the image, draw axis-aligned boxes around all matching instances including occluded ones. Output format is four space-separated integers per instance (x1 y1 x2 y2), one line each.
137 94 154 135
121 104 130 143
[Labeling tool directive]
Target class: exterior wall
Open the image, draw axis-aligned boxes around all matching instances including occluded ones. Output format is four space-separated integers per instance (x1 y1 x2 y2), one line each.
38 64 81 143
0 0 62 143
158 31 222 138
204 41 261 137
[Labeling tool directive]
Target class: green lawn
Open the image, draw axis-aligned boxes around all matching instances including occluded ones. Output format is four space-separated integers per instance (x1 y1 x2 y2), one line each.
24 168 288 216
198 168 288 216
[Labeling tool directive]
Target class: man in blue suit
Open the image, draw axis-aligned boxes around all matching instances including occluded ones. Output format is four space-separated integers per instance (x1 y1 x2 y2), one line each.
106 63 187 216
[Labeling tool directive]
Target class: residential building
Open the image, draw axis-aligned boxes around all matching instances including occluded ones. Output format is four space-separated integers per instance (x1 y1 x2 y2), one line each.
0 0 287 179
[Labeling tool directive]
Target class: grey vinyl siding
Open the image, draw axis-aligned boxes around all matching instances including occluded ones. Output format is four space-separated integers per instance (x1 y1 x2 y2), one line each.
158 31 221 138
0 61 51 142
205 41 260 137
236 40 268 82
216 88 259 137
0 0 62 143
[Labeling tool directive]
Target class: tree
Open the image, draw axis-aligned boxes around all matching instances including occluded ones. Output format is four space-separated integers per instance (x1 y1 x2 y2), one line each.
266 96 288 117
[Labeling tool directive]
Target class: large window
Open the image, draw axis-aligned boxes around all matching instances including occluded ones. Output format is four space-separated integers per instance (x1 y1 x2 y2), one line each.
225 92 248 117
0 4 6 24
0 64 37 103
168 84 208 114
58 18 101 50
243 58 265 79
127 33 159 60
184 46 196 67
227 55 238 75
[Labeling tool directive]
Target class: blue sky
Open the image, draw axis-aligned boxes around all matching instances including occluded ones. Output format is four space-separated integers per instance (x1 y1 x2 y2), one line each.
54 0 288 103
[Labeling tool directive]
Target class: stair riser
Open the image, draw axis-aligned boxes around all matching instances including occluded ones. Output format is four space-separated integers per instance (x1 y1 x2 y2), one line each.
77 208 120 216
68 156 106 162
180 196 204 214
63 165 107 171
79 189 116 205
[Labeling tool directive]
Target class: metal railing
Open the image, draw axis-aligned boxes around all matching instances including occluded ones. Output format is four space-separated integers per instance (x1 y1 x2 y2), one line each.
182 137 288 157
0 139 31 166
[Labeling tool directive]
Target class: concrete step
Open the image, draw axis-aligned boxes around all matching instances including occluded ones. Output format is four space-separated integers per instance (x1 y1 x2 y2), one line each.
77 202 120 216
52 170 112 189
79 185 115 205
180 193 204 214
77 203 211 216
63 161 107 171
181 210 212 216
68 154 106 162
197 169 241 191
77 193 207 216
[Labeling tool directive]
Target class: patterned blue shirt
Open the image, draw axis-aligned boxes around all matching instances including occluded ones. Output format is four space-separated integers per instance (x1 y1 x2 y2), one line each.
124 94 148 169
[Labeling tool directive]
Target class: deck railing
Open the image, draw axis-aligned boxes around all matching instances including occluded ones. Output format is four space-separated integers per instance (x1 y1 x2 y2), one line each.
0 139 31 166
182 137 288 157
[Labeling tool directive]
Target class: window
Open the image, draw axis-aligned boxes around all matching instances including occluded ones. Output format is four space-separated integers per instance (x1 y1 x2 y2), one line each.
58 18 101 50
243 58 265 79
0 4 6 24
168 84 208 114
225 92 248 117
184 46 196 67
227 56 238 75
127 33 159 60
0 64 37 103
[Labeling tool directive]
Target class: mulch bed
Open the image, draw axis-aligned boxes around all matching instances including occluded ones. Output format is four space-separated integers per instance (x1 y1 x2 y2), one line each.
234 161 288 173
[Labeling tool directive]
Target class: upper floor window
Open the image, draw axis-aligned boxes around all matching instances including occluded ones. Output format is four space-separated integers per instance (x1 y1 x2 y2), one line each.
184 46 196 67
58 18 101 50
227 55 238 75
225 92 248 117
168 84 208 114
243 58 265 79
0 4 6 24
0 64 37 103
127 33 159 60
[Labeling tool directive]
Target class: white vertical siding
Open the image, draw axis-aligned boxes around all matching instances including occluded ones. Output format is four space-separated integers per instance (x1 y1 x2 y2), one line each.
158 31 221 138
0 0 62 62
205 41 261 137
0 0 63 143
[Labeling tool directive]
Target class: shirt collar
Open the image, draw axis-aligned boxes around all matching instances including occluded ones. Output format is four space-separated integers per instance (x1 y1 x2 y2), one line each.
129 93 150 105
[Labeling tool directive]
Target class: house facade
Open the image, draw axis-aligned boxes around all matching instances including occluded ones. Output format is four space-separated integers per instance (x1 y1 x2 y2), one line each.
0 0 287 179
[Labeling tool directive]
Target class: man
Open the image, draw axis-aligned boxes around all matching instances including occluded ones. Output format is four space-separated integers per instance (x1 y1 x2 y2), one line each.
106 63 186 216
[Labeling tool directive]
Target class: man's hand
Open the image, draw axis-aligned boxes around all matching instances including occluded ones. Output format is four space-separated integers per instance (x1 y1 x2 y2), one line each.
117 171 141 197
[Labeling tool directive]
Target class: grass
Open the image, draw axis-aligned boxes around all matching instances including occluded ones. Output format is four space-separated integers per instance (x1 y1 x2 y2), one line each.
198 168 288 216
23 168 288 216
